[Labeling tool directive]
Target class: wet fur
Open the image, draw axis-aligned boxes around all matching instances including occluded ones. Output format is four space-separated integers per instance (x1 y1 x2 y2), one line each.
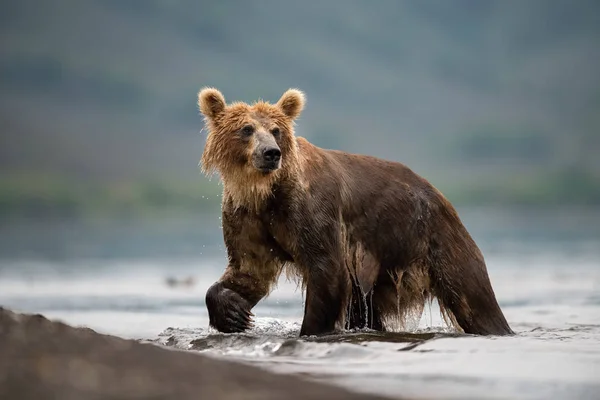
199 88 514 337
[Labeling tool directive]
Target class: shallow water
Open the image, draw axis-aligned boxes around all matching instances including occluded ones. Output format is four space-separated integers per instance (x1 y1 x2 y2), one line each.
1 246 600 400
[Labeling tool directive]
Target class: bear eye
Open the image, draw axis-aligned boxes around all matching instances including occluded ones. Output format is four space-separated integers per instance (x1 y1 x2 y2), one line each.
271 127 280 137
240 125 254 137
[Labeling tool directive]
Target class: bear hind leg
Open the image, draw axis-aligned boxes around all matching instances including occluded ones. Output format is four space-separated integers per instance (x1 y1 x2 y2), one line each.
430 259 514 336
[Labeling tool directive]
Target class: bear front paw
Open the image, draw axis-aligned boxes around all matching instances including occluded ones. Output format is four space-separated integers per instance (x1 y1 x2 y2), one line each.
205 282 254 333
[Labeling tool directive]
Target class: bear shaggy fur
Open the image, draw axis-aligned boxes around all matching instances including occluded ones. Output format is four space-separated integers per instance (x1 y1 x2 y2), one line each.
198 87 513 337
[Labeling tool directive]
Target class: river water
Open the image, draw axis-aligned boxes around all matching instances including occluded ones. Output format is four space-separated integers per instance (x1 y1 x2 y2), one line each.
1 210 599 400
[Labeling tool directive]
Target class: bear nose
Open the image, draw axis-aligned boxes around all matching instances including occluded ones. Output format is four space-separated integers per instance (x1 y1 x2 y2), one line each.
263 148 281 163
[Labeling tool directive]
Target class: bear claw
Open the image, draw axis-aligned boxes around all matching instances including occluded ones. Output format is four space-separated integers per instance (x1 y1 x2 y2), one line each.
206 282 254 333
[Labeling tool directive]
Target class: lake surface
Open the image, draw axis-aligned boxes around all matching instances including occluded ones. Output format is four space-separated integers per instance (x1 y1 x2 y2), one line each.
1 210 599 400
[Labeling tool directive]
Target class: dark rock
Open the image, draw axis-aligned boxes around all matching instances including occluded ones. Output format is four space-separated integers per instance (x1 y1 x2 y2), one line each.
0 307 396 400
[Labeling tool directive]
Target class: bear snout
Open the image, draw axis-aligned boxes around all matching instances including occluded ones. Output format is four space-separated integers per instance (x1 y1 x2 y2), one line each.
263 148 281 163
252 146 281 172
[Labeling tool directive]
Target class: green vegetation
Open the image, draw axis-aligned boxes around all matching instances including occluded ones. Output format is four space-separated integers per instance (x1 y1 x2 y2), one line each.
1 166 598 221
451 124 554 163
0 173 223 221
440 167 600 207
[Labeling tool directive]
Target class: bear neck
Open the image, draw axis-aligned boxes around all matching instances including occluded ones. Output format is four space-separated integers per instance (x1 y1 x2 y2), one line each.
220 159 301 213
222 172 279 212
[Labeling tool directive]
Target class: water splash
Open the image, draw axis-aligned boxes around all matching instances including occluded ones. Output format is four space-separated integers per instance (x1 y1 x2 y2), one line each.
155 317 301 355
154 316 461 360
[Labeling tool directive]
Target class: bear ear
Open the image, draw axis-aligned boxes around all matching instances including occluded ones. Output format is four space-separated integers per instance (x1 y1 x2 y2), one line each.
198 87 226 119
276 88 305 120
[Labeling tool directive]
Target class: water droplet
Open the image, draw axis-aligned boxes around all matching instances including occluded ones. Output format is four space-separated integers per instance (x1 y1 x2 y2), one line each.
361 292 369 328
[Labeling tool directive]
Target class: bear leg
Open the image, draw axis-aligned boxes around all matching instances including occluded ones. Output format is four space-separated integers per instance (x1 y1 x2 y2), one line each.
430 259 514 336
299 263 351 337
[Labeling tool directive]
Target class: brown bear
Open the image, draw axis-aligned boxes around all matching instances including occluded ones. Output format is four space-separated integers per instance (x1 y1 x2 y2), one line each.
198 87 513 337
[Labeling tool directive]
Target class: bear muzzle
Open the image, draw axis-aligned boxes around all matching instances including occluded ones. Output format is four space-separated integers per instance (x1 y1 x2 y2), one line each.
252 146 281 173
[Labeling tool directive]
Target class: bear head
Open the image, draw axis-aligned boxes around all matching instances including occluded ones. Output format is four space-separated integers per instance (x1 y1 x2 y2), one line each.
197 87 305 208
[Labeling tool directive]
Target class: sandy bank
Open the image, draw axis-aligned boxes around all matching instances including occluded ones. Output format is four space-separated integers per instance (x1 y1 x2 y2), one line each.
0 307 399 400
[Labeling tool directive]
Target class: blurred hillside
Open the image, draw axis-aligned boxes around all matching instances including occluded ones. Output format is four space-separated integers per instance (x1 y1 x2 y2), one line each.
1 0 599 220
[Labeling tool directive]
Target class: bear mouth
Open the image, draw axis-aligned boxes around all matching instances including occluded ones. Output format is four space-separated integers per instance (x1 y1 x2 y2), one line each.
257 165 279 174
254 161 281 174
